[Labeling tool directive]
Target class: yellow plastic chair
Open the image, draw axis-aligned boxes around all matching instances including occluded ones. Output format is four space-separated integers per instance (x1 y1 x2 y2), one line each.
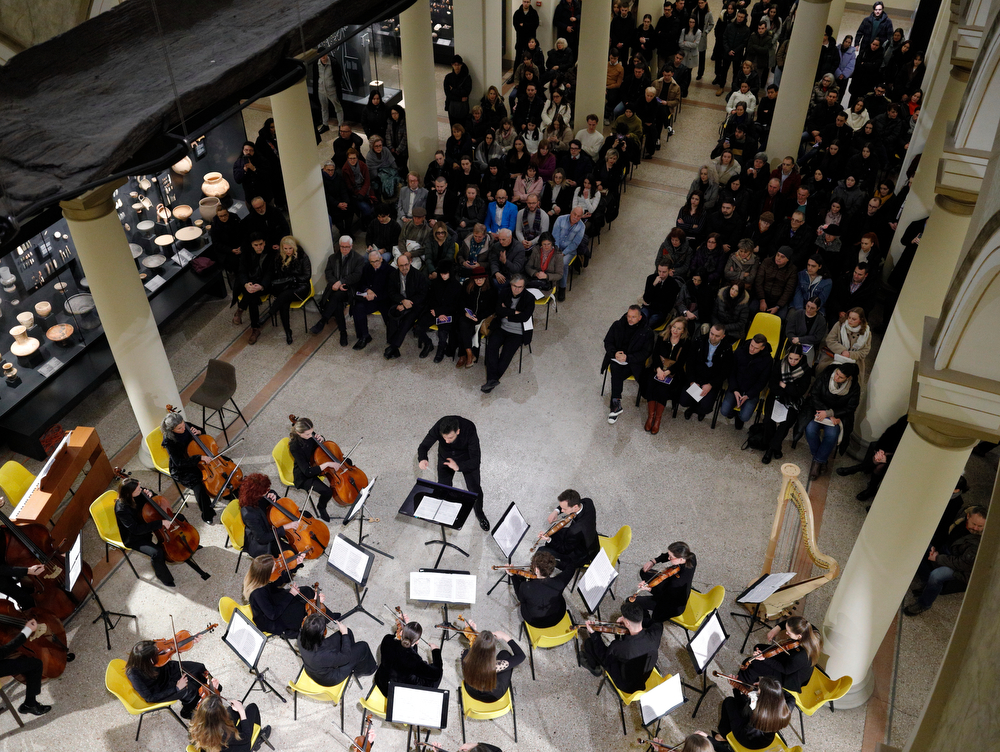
286 280 317 332
218 596 296 656
0 461 35 507
358 683 388 723
600 369 643 407
572 525 633 595
89 490 140 580
602 668 669 735
726 730 799 752
220 500 248 574
670 585 726 636
288 666 350 730
784 667 853 743
534 287 557 329
746 311 783 354
519 611 580 680
143 427 183 495
272 438 297 495
187 723 270 752
458 684 516 743
105 659 186 741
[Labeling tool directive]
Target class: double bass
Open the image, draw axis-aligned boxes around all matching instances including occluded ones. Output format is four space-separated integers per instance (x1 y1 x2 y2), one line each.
112 468 201 563
288 415 369 507
0 600 74 680
165 405 244 498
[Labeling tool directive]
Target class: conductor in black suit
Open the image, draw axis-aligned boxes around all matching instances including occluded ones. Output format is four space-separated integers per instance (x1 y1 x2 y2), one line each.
298 613 376 687
417 415 489 530
384 254 429 359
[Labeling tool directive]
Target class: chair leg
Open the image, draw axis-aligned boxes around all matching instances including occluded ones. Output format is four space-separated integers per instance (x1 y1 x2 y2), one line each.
459 692 466 743
135 712 144 741
230 398 248 431
0 687 23 728
235 550 245 574
105 542 110 563
121 550 141 579
618 696 627 735
156 472 162 493
518 344 523 374
601 368 608 396
223 535 231 549
293 690 298 721
340 693 345 732
511 685 518 742
528 642 536 681
799 707 805 743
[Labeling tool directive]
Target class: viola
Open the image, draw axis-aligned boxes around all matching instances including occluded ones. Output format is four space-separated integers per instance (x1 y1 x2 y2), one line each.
577 620 629 636
627 565 681 602
491 564 541 579
636 738 683 751
269 549 309 581
712 670 756 695
739 638 802 671
152 623 218 666
530 508 580 552
352 712 375 752
438 614 477 645
166 405 244 498
0 498 93 620
0 600 74 680
266 494 330 559
289 415 369 508
113 467 201 563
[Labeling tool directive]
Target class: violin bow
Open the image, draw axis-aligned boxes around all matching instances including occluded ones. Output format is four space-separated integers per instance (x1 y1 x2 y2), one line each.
169 615 229 703
207 436 246 462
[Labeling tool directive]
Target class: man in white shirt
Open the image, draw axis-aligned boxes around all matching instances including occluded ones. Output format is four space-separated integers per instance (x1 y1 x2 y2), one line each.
575 114 605 161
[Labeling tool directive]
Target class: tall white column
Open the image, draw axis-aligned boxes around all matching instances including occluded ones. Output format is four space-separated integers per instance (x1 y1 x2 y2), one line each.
822 424 976 708
454 0 504 101
399 0 440 173
827 0 848 39
766 0 832 167
60 182 182 465
270 76 333 281
574 0 610 142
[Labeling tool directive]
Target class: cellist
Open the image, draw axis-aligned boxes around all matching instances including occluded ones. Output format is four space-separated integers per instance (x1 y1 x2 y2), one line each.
237 474 298 558
115 478 211 587
288 417 338 522
0 557 46 610
160 412 216 524
0 617 51 716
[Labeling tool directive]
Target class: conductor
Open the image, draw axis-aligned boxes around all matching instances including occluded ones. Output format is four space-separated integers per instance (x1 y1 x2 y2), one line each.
417 415 490 530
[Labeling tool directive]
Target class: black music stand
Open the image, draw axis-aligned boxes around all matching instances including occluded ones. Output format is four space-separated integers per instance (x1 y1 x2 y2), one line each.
410 568 477 644
683 609 728 717
398 479 477 568
577 549 618 621
79 530 136 649
223 609 285 704
486 502 530 596
731 573 794 652
327 534 381 625
638 673 688 738
386 682 449 750
341 475 391 559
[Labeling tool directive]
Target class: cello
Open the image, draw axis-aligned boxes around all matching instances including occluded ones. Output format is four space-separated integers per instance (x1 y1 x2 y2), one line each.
165 405 244 498
0 599 74 679
0 495 93 620
288 415 369 507
112 468 201 563
266 494 330 559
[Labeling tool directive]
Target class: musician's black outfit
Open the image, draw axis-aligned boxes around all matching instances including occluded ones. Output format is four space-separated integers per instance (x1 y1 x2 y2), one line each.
0 626 48 715
162 424 217 524
240 490 295 558
511 568 575 629
581 614 663 693
205 703 263 752
539 496 600 572
127 658 209 718
461 640 525 703
0 563 35 610
247 570 320 638
710 692 779 751
288 435 336 521
416 415 489 528
632 554 697 621
299 623 377 686
371 632 443 695
738 619 815 704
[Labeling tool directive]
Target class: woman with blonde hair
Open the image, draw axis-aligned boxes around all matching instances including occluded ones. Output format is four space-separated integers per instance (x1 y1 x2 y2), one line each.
816 306 871 392
643 317 690 433
270 236 312 344
189 694 268 752
241 553 314 638
460 623 525 702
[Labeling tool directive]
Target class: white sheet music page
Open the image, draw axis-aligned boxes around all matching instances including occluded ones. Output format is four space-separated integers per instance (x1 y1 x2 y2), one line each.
493 504 529 560
413 495 462 526
578 549 618 612
640 673 684 725
329 535 371 583
410 571 478 604
737 572 796 604
225 612 266 666
390 686 445 727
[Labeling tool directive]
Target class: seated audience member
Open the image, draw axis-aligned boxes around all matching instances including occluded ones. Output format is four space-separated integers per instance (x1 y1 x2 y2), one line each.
398 207 432 268
383 255 428 360
712 282 752 340
561 139 596 187
688 165 721 211
455 185 487 241
771 211 815 268
643 317 690 432
828 262 878 321
525 232 564 291
793 362 861 479
397 172 428 226
481 275 534 394
702 198 743 253
351 250 391 351
424 223 459 281
576 113 606 161
419 260 462 363
487 229 526 289
654 228 693 280
485 190 519 240
681 325 734 421
719 333 773 428
815 307 872 394
753 246 797 317
515 193 550 253
641 260 681 331
760 343 813 464
653 67 682 134
789 254 832 313
579 600 663 691
676 192 706 243
786 297 828 366
425 175 457 227
367 203 402 262
553 207 588 300
456 266 497 368
513 165 544 206
424 150 451 189
342 149 374 223
602 305 654 424
837 414 908 502
724 238 760 291
542 168 575 220
312 235 365 345
905 506 988 616
331 123 364 169
457 224 491 273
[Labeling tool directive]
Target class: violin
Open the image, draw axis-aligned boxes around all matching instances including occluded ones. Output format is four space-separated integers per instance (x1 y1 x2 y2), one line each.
491 564 541 579
0 600 74 680
269 548 309 581
0 495 93 620
530 508 580 552
289 415 369 508
152 623 218 666
384 605 432 646
739 638 802 671
712 671 756 695
266 494 330 559
113 467 201 563
636 738 683 751
166 405 244 498
627 565 680 601
577 620 629 636
352 712 375 752
438 614 478 645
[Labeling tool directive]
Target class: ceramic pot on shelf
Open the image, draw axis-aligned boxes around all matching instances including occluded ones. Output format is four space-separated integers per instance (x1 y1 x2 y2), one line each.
16 312 34 330
172 156 193 175
10 325 42 366
201 172 230 199
199 197 221 221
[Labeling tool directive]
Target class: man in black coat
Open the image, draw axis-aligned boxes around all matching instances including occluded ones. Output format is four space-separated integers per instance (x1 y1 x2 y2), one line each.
351 250 392 350
538 489 600 571
702 198 744 253
241 196 289 252
298 613 376 687
560 140 595 188
482 274 534 393
512 0 540 57
424 175 459 227
417 415 489 528
719 334 773 429
716 9 750 94
771 211 815 267
331 123 365 169
655 4 681 64
680 324 734 420
209 204 244 305
580 600 664 692
384 255 428 359
444 56 473 126
322 161 352 236
553 0 582 54
312 236 366 344
641 260 681 330
603 305 654 424
827 262 878 321
232 141 271 203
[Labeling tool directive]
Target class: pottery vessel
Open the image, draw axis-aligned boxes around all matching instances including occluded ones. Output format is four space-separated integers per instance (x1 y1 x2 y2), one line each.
201 172 230 199
199 197 221 221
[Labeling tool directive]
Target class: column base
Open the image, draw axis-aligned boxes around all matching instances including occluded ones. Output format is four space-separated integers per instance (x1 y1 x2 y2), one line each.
137 443 155 470
835 666 875 709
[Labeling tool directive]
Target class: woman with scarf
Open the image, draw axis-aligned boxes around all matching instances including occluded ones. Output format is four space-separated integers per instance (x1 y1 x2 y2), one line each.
474 131 506 172
384 105 408 171
794 362 861 479
816 307 871 393
525 231 563 291
723 238 759 291
760 344 812 464
689 231 725 289
512 164 544 207
643 317 690 432
786 297 828 367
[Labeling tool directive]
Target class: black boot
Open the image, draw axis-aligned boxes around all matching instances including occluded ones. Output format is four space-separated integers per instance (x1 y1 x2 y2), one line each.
836 464 864 477
433 338 448 363
761 449 772 465
419 336 434 358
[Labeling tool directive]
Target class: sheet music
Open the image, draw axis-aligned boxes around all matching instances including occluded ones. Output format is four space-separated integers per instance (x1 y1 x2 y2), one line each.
578 549 618 613
640 673 685 725
328 535 372 584
686 383 705 402
492 503 529 560
410 571 477 604
11 431 71 518
413 495 462 526
737 572 796 604
389 685 447 728
689 611 727 672
522 315 534 332
771 401 788 423
223 611 266 668
65 536 83 593
526 288 545 300
344 477 376 524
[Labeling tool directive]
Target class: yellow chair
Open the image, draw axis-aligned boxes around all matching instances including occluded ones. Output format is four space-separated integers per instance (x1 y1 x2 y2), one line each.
534 287 557 330
143 427 183 495
358 683 388 722
599 526 632 569
458 684 516 743
286 279 317 332
288 666 350 730
187 723 270 752
784 667 853 743
519 611 580 680
220 500 248 574
600 368 643 407
89 490 140 580
670 585 726 636
746 311 783 354
218 596 296 656
105 658 187 741
272 438 297 496
601 668 669 735
726 731 799 752
567 253 581 291
0 460 35 507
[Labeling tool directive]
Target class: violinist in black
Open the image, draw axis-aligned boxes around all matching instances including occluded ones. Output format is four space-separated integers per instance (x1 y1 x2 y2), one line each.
299 612 377 686
160 412 215 524
580 600 663 693
537 489 600 572
738 616 821 703
288 417 338 522
242 554 316 638
371 615 443 695
115 478 211 586
511 550 575 629
126 638 211 719
237 473 296 558
632 541 696 621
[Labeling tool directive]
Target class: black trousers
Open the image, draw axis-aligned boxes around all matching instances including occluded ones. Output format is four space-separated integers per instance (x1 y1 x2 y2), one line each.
353 298 390 340
134 543 174 585
606 362 633 400
485 329 524 382
679 385 716 417
385 307 421 349
0 655 42 703
297 476 334 511
438 461 484 516
272 284 309 331
0 578 35 610
714 55 733 87
238 291 269 328
191 482 215 523
319 289 352 331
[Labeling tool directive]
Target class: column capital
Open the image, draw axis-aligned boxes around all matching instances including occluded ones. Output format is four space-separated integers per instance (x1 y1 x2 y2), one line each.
937 135 988 206
59 178 127 221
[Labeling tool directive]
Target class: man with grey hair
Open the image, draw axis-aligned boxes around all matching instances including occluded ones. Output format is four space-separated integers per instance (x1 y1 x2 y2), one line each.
515 193 549 253
488 228 526 289
552 206 586 301
312 235 365 345
351 250 391 350
481 274 534 393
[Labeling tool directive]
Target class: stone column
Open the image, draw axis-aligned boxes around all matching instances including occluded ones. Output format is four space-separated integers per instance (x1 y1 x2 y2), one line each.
454 0 504 101
574 0 611 140
60 181 182 465
860 65 972 441
766 0 832 167
399 0 440 173
822 423 976 708
270 76 333 281
826 0 848 40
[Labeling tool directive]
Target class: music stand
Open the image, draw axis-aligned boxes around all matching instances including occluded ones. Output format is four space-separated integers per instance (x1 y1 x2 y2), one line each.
327 534 380 624
487 502 530 595
683 609 728 717
731 572 795 652
79 528 136 649
341 476 391 559
577 549 618 620
410 568 476 644
638 673 688 737
387 682 449 751
398 479 477 568
222 609 285 703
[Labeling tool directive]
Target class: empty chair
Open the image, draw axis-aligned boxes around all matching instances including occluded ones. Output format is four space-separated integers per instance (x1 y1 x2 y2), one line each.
189 359 246 445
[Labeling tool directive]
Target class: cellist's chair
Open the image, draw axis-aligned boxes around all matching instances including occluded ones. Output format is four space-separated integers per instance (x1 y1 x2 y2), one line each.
220 500 248 574
105 659 187 741
271 438 319 517
287 666 353 730
784 667 853 743
0 684 23 729
143 427 184 496
519 611 580 680
726 731 798 752
189 359 246 446
89 490 141 580
458 684 517 743
0 461 35 507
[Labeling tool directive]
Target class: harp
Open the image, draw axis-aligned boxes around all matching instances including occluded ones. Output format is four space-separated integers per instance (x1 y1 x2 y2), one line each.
754 463 840 620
